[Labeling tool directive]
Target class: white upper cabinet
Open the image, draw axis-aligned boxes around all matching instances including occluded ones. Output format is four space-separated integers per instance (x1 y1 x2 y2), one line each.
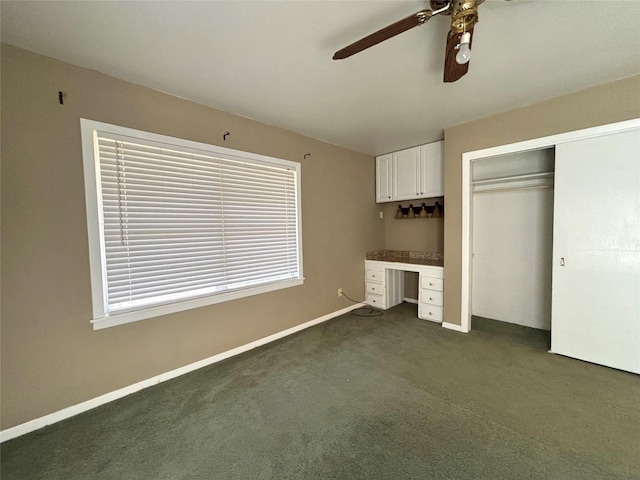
375 140 443 203
392 146 421 201
375 154 392 202
420 141 444 198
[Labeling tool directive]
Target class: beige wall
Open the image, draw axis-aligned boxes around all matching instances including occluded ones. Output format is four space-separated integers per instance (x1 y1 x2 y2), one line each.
382 203 444 253
443 74 640 326
0 45 384 429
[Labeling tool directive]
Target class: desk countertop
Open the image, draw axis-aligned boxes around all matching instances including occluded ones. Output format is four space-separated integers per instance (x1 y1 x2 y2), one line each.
365 250 443 268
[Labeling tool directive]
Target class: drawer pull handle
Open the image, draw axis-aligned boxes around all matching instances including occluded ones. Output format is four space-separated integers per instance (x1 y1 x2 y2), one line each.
429 297 433 301
429 282 433 286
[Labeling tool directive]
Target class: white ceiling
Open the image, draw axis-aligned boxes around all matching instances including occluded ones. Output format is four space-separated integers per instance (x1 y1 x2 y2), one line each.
2 1 640 156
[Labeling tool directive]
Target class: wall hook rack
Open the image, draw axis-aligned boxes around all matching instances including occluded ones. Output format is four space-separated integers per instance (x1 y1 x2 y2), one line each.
394 200 444 219
304 153 311 159
223 132 230 141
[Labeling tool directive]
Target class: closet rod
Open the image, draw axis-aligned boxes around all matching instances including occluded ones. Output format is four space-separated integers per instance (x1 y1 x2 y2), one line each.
472 171 554 186
473 184 554 195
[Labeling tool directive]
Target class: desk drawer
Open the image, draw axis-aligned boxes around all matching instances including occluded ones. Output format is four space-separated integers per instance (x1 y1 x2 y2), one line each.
419 304 443 323
420 289 443 307
366 269 384 283
366 282 384 296
366 293 385 309
420 276 443 291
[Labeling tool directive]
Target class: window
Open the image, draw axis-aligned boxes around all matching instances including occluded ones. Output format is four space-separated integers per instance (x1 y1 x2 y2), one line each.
81 119 302 329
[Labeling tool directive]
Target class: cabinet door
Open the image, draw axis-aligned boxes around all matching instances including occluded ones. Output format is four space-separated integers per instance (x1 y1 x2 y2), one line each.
376 154 392 203
551 128 640 373
392 147 420 200
420 141 444 198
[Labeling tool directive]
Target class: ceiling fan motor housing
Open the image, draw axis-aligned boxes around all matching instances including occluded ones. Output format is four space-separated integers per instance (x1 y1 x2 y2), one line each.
450 0 482 33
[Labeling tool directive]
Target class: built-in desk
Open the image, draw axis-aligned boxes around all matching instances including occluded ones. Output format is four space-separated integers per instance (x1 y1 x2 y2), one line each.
365 259 444 323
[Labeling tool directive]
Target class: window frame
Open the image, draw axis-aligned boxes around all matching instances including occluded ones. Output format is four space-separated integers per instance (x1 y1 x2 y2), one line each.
80 119 303 330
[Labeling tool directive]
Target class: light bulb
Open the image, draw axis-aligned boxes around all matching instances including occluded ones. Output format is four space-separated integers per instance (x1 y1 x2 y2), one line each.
455 32 472 65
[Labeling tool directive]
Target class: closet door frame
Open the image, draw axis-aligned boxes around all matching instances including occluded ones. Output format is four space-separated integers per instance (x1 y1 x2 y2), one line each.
458 118 640 333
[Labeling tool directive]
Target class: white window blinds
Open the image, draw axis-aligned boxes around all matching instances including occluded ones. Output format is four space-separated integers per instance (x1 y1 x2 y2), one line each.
82 120 302 328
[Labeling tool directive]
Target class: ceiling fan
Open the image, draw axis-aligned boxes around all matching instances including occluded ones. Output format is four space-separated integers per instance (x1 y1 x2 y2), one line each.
333 0 484 83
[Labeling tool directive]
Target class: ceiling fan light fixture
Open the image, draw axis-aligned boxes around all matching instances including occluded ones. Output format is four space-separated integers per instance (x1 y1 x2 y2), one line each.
455 31 472 64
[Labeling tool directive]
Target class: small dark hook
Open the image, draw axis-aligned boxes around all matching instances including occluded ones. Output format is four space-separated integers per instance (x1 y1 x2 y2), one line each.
58 91 64 105
304 153 311 159
223 132 230 141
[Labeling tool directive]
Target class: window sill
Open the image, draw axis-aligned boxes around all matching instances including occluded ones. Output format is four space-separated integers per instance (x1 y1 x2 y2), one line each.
91 278 304 330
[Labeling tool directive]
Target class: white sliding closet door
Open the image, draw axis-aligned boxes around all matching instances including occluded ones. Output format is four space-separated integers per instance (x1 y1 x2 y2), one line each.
551 129 640 373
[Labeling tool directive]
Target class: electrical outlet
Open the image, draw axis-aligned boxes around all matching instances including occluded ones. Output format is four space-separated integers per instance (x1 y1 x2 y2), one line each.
337 288 343 297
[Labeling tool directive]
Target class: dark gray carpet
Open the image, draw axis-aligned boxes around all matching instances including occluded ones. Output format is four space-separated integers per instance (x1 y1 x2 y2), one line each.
2 303 639 479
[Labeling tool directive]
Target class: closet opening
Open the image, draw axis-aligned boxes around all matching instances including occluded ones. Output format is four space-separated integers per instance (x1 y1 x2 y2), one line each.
469 148 555 343
460 119 639 372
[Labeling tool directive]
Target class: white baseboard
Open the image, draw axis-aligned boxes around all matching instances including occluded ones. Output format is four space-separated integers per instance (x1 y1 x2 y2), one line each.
442 321 466 333
403 297 418 304
0 303 365 443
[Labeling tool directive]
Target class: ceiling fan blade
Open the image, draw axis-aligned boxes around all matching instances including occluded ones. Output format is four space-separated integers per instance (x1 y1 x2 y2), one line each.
333 9 432 60
443 27 473 83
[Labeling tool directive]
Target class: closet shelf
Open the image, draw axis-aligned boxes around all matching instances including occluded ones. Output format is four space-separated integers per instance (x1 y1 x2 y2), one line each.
472 172 554 186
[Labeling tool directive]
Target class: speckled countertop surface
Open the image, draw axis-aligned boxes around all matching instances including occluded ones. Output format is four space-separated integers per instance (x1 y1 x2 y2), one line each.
365 250 444 267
